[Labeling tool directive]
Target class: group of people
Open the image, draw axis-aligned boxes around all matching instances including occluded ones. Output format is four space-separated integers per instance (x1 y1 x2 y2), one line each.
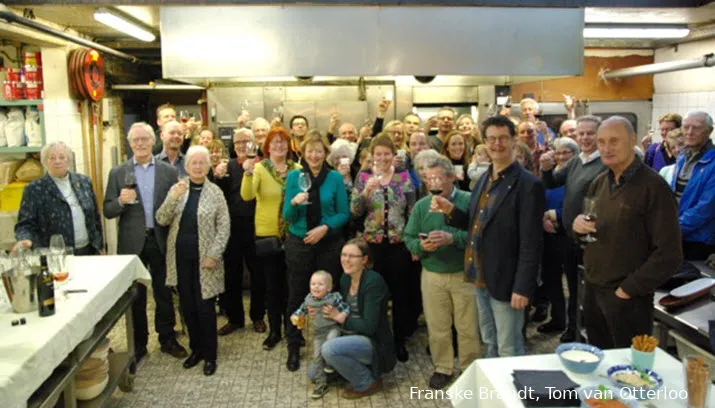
12 97 714 398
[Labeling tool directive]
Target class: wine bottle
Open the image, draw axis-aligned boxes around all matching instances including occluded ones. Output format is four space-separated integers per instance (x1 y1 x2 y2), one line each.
37 255 55 317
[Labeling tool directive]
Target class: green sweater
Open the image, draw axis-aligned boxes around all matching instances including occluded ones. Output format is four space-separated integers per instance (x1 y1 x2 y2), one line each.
404 188 470 273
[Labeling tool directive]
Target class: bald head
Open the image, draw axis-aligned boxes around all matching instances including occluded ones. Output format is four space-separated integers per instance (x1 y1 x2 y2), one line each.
559 119 577 139
597 116 637 173
338 122 358 143
601 116 636 141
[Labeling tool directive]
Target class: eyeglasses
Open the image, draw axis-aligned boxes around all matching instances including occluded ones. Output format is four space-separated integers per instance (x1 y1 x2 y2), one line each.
131 136 152 145
341 253 364 259
234 140 250 145
485 135 512 145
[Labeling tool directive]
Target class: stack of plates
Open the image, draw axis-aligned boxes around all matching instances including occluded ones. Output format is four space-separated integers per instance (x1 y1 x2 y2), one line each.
75 337 110 401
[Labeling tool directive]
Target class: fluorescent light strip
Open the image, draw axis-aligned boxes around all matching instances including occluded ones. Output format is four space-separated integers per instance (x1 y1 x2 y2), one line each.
94 9 156 42
584 27 689 39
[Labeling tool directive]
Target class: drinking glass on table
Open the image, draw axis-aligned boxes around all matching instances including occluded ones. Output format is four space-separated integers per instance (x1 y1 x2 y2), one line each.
580 197 598 243
684 356 711 408
298 172 312 205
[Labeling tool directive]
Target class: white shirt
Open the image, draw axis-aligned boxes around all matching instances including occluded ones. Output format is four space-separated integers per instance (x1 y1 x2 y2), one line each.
579 150 601 165
51 174 89 248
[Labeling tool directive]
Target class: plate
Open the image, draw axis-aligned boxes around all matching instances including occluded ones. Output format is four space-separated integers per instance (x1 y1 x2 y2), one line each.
669 278 715 298
607 365 663 400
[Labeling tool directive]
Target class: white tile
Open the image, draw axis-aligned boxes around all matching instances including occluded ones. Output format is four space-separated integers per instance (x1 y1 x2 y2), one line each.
652 94 664 108
678 93 688 109
696 92 708 108
709 91 715 103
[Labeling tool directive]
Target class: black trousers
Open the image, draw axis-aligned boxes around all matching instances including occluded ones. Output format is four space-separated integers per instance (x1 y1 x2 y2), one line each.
683 240 715 261
406 258 423 335
582 281 653 350
284 233 344 349
255 236 288 336
132 231 176 350
176 251 218 361
541 232 568 327
74 245 98 256
563 239 583 330
220 217 264 326
369 241 417 343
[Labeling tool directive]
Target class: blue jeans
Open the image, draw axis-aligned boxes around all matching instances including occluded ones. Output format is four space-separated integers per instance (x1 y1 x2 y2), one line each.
475 286 525 357
308 335 375 391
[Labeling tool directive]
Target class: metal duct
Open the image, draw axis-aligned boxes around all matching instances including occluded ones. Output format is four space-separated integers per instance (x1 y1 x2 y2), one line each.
112 84 205 90
0 4 142 63
602 53 715 79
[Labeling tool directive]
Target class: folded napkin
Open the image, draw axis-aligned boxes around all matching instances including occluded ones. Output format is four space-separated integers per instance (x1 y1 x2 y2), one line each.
512 370 580 407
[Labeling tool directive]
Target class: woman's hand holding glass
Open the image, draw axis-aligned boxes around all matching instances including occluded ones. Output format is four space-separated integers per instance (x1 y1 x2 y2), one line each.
169 179 189 200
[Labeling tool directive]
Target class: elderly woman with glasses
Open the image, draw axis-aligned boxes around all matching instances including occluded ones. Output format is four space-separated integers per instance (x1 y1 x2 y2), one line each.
14 142 103 255
156 145 230 376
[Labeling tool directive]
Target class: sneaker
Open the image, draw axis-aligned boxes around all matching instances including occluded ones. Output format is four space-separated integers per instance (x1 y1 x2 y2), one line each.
429 372 453 390
324 366 335 374
311 383 329 399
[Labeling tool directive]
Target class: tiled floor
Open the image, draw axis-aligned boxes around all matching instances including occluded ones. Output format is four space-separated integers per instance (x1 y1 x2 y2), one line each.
105 291 562 407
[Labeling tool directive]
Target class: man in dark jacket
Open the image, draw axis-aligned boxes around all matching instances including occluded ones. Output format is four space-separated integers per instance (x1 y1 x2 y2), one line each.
573 117 683 349
433 115 544 357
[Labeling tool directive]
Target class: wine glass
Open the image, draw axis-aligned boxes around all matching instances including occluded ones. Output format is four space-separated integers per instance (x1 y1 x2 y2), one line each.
124 171 139 204
246 141 258 159
581 197 598 243
429 176 444 196
50 234 65 256
298 172 311 205
179 110 190 124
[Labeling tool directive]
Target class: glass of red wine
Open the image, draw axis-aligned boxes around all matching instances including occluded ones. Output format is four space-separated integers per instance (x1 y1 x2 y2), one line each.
581 197 598 243
179 110 190 123
246 141 258 159
429 176 443 196
124 171 139 204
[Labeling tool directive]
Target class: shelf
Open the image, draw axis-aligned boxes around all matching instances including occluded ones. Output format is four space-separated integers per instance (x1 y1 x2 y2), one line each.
77 352 132 408
0 99 43 107
0 146 42 153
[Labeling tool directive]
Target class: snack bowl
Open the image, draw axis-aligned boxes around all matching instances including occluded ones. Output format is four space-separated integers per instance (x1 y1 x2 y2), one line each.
556 343 604 374
576 385 638 408
607 364 663 400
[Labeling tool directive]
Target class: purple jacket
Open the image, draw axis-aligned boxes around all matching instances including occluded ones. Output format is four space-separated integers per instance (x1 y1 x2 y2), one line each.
645 143 676 172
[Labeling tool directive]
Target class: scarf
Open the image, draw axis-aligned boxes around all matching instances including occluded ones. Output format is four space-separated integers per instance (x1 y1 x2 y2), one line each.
261 158 296 240
300 159 330 231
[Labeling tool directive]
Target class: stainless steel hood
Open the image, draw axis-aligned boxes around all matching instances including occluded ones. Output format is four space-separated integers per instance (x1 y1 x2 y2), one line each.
160 5 584 83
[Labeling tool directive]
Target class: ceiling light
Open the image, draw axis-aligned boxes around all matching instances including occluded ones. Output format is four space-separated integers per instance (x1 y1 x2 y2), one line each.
584 24 690 39
94 8 156 42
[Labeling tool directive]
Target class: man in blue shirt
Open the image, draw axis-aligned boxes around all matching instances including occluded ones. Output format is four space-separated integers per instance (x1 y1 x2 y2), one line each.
155 120 187 177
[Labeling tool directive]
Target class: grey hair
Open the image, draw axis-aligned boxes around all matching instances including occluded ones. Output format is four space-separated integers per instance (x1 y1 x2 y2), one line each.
327 138 357 166
554 137 580 155
252 117 270 132
127 122 156 142
234 127 254 140
413 149 442 170
520 98 539 111
40 141 74 169
684 110 714 128
425 155 455 177
184 145 211 171
577 115 603 127
161 120 182 133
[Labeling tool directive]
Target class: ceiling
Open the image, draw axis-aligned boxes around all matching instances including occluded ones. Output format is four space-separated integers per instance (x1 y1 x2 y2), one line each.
5 4 715 68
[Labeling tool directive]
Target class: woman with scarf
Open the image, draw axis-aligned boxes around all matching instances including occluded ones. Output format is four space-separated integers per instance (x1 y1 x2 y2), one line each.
282 129 350 372
241 127 302 352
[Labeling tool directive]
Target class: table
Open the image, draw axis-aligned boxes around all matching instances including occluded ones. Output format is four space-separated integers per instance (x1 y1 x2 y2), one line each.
653 261 714 352
448 348 715 407
0 255 150 408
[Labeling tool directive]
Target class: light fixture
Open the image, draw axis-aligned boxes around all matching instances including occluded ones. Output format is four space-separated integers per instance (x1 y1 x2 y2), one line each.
584 24 690 39
94 7 156 42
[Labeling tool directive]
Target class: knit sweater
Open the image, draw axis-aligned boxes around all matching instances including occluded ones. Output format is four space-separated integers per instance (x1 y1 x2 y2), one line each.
582 164 683 297
241 161 301 237
404 188 470 273
283 169 350 237
542 155 606 238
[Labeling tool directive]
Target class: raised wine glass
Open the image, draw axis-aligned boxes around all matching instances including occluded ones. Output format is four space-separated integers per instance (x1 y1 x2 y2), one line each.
246 141 258 159
179 110 190 124
298 172 311 205
124 171 139 204
429 176 443 196
581 197 598 243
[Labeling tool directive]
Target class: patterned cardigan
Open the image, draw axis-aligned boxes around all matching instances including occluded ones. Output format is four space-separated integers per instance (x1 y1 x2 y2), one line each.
155 180 231 300
15 172 103 252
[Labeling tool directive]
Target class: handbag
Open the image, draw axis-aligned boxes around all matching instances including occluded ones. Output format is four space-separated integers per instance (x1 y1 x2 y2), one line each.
254 236 283 257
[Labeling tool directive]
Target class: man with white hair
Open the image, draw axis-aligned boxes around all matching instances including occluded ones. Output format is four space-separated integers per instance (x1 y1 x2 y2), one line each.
252 117 270 154
156 120 187 177
670 110 715 260
104 122 187 362
573 116 682 348
559 119 578 140
520 98 555 145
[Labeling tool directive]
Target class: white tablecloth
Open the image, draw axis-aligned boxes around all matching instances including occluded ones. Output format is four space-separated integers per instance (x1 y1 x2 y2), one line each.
448 348 715 407
0 255 150 408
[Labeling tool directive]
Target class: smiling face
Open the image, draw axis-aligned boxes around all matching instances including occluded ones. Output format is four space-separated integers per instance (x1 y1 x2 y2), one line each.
520 100 538 122
387 124 405 147
209 148 223 166
46 146 70 177
304 141 327 170
129 127 156 162
372 145 394 173
310 274 331 299
555 146 575 167
409 132 428 157
340 244 368 276
161 121 184 151
560 120 577 139
457 118 474 138
447 134 466 160
484 125 516 164
424 165 454 197
576 120 599 154
233 132 251 159
157 107 176 128
339 123 358 143
199 130 214 146
187 152 210 181
268 136 289 160
518 122 537 147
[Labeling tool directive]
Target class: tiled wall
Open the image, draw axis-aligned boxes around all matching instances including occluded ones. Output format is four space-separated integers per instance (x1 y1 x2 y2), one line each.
651 91 715 142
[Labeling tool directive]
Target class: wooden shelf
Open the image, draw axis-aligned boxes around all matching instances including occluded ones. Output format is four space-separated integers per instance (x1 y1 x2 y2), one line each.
0 99 43 107
0 146 42 153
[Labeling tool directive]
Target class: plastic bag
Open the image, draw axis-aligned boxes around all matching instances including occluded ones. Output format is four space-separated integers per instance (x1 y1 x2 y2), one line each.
4 108 25 147
0 109 7 147
15 158 43 182
0 160 23 185
25 107 41 147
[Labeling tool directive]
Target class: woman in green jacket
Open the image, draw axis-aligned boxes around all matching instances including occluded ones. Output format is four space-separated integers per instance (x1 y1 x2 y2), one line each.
307 238 397 399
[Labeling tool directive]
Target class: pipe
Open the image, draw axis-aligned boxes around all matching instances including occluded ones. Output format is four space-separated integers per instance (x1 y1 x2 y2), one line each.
112 84 205 90
603 53 715 79
0 4 142 63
